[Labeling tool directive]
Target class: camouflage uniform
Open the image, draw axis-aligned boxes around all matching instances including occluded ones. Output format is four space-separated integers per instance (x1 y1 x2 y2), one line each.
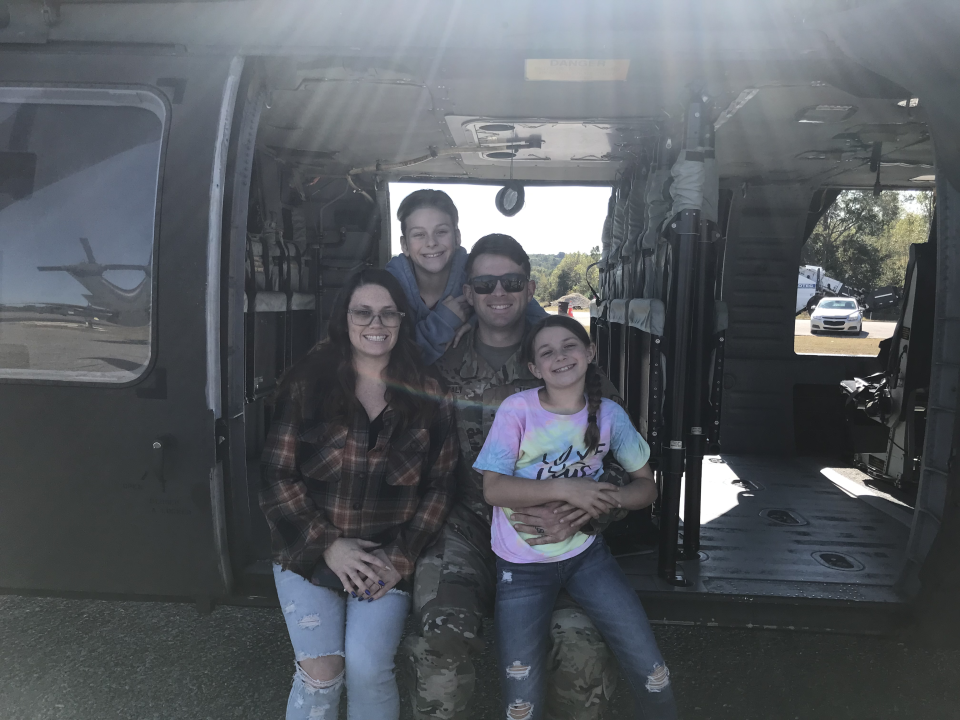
400 328 622 720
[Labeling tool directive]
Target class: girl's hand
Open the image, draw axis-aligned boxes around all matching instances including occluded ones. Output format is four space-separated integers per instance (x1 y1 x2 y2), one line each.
365 549 402 601
322 538 389 597
557 479 621 519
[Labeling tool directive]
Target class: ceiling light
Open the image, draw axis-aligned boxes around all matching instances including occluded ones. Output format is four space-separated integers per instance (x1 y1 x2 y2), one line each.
911 175 936 182
796 105 857 123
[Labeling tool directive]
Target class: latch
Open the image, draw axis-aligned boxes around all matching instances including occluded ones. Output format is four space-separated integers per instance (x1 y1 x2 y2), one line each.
215 418 228 464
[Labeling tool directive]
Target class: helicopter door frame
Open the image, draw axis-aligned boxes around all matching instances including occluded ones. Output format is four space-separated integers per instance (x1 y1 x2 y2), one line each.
219 61 269 593
207 56 246 597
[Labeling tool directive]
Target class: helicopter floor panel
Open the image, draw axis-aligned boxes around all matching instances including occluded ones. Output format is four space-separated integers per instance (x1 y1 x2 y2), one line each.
621 455 911 610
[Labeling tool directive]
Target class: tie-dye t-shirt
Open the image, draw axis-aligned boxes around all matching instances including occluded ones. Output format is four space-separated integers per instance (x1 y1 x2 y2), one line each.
473 388 649 563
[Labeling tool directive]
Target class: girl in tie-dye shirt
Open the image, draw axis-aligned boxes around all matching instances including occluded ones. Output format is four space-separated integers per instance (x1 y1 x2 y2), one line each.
474 316 678 720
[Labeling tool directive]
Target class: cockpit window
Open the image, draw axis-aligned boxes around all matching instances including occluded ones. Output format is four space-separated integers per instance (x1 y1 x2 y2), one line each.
0 88 165 383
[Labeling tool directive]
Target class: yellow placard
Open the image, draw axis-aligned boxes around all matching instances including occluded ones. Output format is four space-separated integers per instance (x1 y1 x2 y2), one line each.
525 59 630 82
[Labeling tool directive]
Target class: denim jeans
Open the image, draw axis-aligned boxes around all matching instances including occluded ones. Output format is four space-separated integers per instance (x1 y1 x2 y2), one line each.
273 565 410 720
495 537 677 720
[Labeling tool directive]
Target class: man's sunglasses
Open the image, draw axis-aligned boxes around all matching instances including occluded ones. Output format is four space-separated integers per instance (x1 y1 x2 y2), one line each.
468 273 529 294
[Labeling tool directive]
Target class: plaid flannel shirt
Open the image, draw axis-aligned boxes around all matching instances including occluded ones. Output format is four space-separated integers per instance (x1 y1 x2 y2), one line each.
260 376 458 581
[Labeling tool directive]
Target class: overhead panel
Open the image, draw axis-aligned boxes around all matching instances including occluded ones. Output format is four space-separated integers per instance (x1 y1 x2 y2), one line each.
444 115 656 180
716 84 935 188
258 75 443 174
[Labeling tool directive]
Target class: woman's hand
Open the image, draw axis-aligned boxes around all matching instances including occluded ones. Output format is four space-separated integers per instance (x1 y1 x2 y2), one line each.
442 294 470 323
365 549 403 601
557 479 621 519
509 501 591 545
322 538 389 597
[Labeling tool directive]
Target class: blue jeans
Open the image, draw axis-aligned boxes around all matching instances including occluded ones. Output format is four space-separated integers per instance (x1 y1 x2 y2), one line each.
495 537 677 720
273 565 410 720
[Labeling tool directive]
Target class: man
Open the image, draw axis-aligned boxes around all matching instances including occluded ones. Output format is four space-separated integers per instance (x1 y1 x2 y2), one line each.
400 234 622 720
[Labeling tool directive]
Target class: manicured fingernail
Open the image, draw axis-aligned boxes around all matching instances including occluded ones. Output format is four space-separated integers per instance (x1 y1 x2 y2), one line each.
350 591 357 598
365 590 371 595
356 596 363 601
378 580 385 587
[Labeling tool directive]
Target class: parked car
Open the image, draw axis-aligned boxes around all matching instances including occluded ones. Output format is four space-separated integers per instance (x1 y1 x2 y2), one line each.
810 297 862 335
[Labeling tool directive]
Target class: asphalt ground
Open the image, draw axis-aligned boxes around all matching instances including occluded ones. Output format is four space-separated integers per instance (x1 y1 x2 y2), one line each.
2 594 959 719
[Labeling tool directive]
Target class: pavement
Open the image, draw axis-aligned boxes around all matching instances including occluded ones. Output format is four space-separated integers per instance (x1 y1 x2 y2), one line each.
795 319 896 339
2 594 959 719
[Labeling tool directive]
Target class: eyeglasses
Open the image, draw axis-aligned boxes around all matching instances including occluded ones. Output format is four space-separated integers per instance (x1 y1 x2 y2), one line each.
347 309 405 327
468 273 529 294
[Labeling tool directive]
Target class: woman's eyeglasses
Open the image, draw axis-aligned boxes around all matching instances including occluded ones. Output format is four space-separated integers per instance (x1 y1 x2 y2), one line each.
468 273 529 294
347 309 405 327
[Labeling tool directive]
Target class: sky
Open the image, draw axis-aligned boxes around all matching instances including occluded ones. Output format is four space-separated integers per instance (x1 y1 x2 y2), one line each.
1 142 159 306
388 182 611 257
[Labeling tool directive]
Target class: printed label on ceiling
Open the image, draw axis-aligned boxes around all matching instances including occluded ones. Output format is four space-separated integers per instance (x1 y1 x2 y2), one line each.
525 59 629 82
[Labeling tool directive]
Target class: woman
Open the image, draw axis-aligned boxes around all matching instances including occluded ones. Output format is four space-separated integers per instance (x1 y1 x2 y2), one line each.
260 268 458 720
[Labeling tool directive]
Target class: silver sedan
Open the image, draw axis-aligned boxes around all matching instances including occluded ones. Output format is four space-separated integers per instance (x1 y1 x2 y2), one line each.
810 298 863 334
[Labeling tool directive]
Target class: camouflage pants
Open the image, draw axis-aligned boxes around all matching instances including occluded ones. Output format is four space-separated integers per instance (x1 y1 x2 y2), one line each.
399 503 616 720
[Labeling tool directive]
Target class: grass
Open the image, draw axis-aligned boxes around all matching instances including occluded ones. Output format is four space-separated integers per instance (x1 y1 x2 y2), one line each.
795 334 881 356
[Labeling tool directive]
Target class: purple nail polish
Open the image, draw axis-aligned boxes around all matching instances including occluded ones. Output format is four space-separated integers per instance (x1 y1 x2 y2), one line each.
350 591 357 598
365 590 371 595
378 580 385 587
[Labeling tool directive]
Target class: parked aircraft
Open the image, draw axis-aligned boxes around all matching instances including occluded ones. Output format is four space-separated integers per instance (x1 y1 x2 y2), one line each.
36 237 151 327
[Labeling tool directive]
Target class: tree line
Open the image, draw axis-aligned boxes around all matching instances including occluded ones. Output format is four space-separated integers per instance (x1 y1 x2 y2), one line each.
529 247 601 303
801 190 933 293
528 189 931 306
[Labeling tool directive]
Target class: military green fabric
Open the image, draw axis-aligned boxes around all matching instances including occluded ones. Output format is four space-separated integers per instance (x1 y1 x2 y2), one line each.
433 326 544 526
399 504 493 720
402 327 620 719
544 608 618 720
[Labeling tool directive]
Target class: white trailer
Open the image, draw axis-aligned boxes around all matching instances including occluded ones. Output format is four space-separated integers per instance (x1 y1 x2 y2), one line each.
796 265 853 314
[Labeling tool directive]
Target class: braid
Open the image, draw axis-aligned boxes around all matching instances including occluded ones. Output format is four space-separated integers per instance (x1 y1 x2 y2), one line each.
584 364 603 453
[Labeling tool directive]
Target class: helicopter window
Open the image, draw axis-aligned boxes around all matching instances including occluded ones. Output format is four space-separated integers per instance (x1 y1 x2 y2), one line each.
0 88 165 383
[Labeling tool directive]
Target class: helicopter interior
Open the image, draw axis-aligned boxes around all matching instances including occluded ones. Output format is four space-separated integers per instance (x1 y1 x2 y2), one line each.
227 36 939 625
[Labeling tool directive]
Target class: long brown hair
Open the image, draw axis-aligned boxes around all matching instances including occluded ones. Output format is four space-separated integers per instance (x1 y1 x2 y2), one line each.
276 268 436 431
523 315 603 454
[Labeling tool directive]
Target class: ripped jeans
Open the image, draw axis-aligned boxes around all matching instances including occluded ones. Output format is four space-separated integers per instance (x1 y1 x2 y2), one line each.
495 537 677 720
273 565 410 720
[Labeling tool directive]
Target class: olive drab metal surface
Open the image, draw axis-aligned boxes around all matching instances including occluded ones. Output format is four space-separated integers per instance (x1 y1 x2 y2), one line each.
0 52 238 599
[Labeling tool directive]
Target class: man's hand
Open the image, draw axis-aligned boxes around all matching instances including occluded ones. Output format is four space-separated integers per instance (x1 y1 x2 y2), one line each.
365 549 402 601
450 320 473 349
442 294 470 322
510 501 591 546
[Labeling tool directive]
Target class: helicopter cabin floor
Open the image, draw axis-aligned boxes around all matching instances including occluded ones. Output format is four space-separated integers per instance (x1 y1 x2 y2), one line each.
623 455 914 632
